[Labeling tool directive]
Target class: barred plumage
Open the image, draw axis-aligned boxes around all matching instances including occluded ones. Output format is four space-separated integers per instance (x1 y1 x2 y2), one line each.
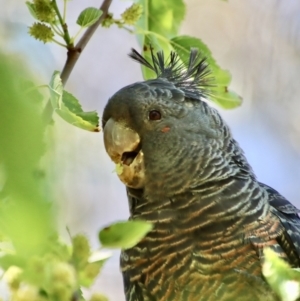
102 49 300 301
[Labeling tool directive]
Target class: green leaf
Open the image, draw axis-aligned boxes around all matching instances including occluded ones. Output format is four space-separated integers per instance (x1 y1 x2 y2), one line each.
21 80 45 103
99 220 153 249
77 251 110 287
78 260 106 288
132 3 241 109
171 35 242 109
49 71 100 132
26 1 38 20
136 0 185 39
0 255 26 270
72 234 90 269
0 54 54 256
89 293 109 301
263 248 300 301
134 0 185 79
77 7 103 28
46 235 72 262
139 35 173 80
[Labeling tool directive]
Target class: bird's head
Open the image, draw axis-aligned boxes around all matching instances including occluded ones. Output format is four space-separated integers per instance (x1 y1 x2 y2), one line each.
102 49 232 197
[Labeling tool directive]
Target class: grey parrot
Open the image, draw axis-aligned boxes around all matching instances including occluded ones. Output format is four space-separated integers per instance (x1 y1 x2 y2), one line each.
102 48 300 301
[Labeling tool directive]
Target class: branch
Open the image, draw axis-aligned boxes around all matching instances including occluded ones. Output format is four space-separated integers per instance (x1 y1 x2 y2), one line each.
43 0 113 124
61 0 112 84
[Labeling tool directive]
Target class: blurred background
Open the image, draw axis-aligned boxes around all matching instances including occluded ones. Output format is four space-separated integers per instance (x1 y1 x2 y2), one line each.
1 0 300 300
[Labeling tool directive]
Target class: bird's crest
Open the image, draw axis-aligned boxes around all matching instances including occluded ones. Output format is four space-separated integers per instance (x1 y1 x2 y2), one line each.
129 48 215 100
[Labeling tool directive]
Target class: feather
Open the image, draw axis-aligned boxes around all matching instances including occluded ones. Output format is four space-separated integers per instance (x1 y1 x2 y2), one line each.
128 47 215 100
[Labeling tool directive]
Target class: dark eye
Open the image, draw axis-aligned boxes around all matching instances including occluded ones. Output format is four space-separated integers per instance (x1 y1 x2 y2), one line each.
148 110 161 121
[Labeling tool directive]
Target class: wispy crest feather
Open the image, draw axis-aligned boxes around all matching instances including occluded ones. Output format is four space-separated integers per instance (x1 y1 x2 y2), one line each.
129 48 214 99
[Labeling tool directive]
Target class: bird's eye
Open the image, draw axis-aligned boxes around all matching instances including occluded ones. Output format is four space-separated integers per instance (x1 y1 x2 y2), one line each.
148 110 161 121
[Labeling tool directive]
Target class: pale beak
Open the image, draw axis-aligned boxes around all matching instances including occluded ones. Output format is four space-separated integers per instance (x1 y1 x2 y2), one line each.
103 118 145 188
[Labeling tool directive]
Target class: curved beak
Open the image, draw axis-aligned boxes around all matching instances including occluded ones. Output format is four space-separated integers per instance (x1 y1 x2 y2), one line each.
103 118 145 188
103 118 140 163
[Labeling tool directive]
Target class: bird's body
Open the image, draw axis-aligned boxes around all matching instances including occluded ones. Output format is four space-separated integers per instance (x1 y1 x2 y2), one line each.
102 49 300 301
122 183 299 301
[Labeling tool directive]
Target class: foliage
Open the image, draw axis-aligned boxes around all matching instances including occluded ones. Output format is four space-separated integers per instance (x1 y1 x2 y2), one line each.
0 0 247 300
49 71 99 132
132 0 242 108
263 249 300 301
99 221 153 249
25 0 242 131
0 23 152 301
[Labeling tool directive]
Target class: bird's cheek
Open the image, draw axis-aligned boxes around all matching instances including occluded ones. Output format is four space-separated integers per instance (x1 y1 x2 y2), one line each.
160 126 171 133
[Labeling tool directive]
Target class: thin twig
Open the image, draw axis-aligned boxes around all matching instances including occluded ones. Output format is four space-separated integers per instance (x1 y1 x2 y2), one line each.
61 0 112 84
51 24 64 37
52 0 72 45
63 0 68 23
52 38 67 48
43 0 113 124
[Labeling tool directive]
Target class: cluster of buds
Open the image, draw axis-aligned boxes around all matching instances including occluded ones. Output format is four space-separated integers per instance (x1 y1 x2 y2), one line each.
102 3 143 28
27 0 56 43
121 3 143 25
2 234 108 301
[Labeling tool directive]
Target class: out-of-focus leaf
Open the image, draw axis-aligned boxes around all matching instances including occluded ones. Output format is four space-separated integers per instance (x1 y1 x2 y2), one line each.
21 80 45 103
25 1 38 20
0 54 54 256
136 0 185 39
76 7 102 28
89 293 108 301
88 251 111 263
78 259 107 288
77 251 110 287
0 255 26 270
171 35 242 109
46 235 72 262
134 0 185 79
132 4 241 109
99 220 153 249
72 234 91 269
49 71 100 132
263 248 300 301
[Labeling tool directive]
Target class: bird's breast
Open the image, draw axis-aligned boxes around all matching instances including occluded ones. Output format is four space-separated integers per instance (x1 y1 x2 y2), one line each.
122 187 280 301
121 222 277 301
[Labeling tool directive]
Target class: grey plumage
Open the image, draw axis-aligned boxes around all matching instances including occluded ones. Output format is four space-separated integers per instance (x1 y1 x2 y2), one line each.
102 48 300 301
